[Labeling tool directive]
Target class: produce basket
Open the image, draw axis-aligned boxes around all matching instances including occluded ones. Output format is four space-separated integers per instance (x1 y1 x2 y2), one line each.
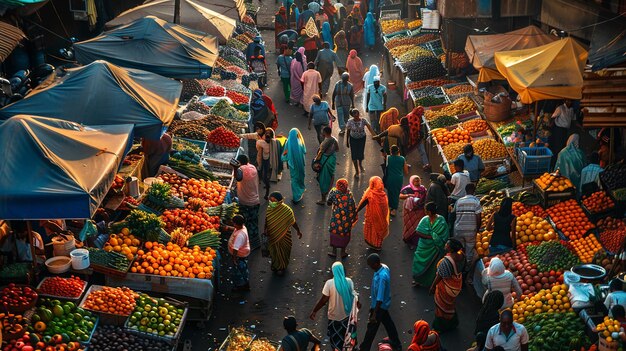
598 334 619 351
517 147 552 176
219 329 256 351
123 296 189 345
36 277 87 302
481 157 511 179
79 285 133 326
533 180 576 209
249 339 282 351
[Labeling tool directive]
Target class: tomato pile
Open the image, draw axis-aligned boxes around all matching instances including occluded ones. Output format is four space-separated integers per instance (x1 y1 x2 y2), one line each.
161 208 220 233
82 286 138 316
599 229 626 253
1 284 38 311
37 276 86 298
512 202 546 217
226 90 249 104
205 86 225 97
158 174 227 207
546 199 595 240
581 191 615 214
207 126 240 148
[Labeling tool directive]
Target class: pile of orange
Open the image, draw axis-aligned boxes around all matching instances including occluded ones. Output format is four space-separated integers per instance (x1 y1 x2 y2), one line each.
582 190 615 214
535 172 575 192
131 241 216 279
461 119 488 133
546 199 595 240
475 229 493 257
82 286 138 316
570 235 603 263
431 128 471 146
596 316 623 343
512 202 546 218
158 173 227 207
103 227 140 260
513 284 571 323
515 211 557 245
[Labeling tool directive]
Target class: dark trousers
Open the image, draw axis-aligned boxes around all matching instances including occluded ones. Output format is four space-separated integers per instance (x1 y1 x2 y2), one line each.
260 158 271 197
360 309 401 351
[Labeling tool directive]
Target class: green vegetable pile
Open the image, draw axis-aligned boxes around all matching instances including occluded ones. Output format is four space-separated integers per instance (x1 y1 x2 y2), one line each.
86 247 132 272
526 241 579 272
172 139 202 155
167 158 215 180
211 99 248 121
428 115 459 129
414 96 446 107
206 202 239 222
144 183 185 211
187 229 221 249
525 312 591 351
125 210 165 242
172 148 200 163
476 177 510 194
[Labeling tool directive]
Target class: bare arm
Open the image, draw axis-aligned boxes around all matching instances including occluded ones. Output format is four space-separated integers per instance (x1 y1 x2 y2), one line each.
403 161 409 176
357 198 368 212
350 88 355 108
346 129 351 147
365 92 370 112
365 123 375 135
310 295 330 320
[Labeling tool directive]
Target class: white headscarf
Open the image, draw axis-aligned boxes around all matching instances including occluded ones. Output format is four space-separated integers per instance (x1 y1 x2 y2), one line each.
487 257 506 278
566 133 580 149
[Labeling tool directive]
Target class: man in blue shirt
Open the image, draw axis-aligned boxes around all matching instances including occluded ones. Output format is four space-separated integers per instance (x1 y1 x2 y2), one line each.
360 254 401 351
365 76 387 134
457 144 485 183
276 53 293 103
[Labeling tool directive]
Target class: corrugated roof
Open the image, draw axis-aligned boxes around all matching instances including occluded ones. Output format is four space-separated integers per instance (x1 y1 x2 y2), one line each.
0 21 26 63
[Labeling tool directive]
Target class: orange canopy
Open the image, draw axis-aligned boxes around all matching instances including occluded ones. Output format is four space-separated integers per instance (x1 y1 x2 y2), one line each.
494 37 588 104
465 25 557 83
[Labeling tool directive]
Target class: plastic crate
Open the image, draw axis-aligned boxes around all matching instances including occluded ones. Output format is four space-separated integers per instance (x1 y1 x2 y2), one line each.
517 147 552 176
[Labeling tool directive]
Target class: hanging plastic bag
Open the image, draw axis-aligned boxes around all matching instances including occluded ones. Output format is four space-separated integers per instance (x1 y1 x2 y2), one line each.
78 220 98 242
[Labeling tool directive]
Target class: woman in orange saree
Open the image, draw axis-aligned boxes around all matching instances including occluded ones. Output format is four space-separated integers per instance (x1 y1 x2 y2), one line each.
356 176 389 250
429 238 465 332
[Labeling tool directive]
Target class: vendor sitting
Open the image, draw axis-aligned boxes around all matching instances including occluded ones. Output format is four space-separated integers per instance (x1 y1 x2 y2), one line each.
606 279 626 317
0 221 45 263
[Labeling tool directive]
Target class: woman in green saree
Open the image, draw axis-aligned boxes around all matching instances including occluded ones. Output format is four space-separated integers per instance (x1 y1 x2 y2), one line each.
412 202 449 287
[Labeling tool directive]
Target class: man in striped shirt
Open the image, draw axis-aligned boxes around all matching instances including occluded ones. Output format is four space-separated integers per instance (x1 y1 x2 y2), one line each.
452 183 482 281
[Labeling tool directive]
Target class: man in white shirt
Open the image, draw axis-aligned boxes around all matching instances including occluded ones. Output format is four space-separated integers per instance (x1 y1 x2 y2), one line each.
485 310 529 351
550 99 576 162
227 215 251 292
449 159 471 200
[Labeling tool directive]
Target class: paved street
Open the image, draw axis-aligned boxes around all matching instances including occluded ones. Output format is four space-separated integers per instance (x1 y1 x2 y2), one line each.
181 29 482 351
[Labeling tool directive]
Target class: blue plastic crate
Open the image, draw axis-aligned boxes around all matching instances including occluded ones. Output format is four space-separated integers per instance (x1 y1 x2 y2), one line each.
517 146 552 175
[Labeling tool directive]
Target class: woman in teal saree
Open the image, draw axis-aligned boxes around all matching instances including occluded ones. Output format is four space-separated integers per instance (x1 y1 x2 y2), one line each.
282 128 307 203
412 202 449 287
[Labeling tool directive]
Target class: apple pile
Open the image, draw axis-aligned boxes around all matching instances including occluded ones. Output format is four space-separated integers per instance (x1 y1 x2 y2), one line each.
1 284 37 312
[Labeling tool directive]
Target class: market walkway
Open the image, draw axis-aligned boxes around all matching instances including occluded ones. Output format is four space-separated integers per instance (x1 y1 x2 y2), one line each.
180 30 482 351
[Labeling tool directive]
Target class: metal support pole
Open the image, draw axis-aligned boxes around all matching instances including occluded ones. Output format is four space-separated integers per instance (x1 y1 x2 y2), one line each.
174 0 181 24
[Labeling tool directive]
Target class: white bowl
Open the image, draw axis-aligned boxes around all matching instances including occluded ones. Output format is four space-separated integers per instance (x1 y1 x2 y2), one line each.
45 256 71 274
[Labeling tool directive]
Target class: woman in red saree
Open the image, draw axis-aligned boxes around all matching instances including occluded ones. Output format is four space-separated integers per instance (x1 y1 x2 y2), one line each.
356 176 389 250
275 7 288 49
407 320 441 351
429 238 465 333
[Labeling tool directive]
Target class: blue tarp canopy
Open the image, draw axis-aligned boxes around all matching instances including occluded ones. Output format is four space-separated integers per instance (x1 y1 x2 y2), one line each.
74 16 218 79
0 60 181 139
0 115 134 220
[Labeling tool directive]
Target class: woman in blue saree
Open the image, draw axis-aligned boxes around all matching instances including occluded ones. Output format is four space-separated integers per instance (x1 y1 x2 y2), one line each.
363 12 376 50
282 128 307 203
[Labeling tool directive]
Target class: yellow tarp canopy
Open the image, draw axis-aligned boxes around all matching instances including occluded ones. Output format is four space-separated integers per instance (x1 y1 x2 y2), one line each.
494 37 588 104
465 25 557 83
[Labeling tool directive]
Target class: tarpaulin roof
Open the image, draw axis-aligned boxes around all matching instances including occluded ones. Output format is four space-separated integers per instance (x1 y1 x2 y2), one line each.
0 21 26 63
465 25 557 82
494 37 589 104
106 0 236 44
0 60 181 139
0 115 133 220
588 18 626 71
74 16 217 79
200 0 246 21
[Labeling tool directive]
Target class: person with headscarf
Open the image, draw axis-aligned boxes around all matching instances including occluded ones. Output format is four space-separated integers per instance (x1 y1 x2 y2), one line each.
265 128 284 183
412 202 449 287
321 21 333 48
250 89 273 131
348 17 363 53
310 262 359 351
366 76 387 134
343 14 353 43
334 2 347 31
378 107 399 134
430 238 465 332
289 3 300 29
384 145 408 217
356 176 390 251
426 174 449 218
325 179 358 258
322 0 337 27
301 62 323 114
333 30 349 74
290 48 307 106
474 291 504 336
263 191 303 275
346 49 365 93
308 1 321 16
351 4 364 25
282 128 307 204
315 41 340 97
363 12 376 49
400 175 427 249
361 64 380 110
408 320 441 351
554 133 587 190
374 117 410 156
481 257 523 309
275 7 289 49
486 197 517 254
315 126 339 205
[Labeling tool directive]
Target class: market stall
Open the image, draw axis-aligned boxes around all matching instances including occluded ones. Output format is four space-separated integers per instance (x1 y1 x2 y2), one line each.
0 60 181 140
74 16 219 79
